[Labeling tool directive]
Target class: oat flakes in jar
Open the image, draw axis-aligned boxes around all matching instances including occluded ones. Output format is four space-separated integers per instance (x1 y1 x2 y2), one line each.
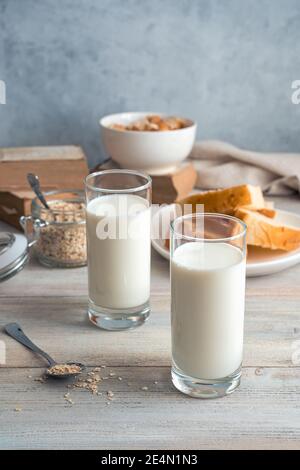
20 190 86 268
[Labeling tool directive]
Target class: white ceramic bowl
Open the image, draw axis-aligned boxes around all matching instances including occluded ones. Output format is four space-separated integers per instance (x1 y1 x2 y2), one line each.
100 112 197 175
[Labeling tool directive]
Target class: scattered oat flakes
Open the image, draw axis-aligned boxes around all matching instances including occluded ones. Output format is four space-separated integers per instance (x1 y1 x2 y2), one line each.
72 366 106 395
154 381 158 385
73 381 84 388
14 407 22 412
141 386 148 391
118 377 122 381
34 377 46 383
109 372 116 377
63 392 75 405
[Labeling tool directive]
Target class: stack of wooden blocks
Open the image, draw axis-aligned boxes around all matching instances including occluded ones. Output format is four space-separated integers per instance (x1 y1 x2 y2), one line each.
0 145 197 229
0 146 89 228
92 160 197 204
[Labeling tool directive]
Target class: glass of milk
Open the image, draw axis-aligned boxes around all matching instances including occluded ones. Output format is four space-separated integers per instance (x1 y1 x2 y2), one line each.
170 213 247 398
85 170 152 330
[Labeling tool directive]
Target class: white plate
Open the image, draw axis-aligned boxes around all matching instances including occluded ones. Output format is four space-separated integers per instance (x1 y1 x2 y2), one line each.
151 205 300 277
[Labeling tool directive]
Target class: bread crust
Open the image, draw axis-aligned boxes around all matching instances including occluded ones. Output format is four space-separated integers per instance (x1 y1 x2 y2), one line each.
235 207 300 251
178 185 265 215
165 185 299 252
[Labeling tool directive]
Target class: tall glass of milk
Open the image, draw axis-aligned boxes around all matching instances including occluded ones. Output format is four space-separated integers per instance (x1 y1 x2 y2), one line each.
170 213 247 398
85 170 152 330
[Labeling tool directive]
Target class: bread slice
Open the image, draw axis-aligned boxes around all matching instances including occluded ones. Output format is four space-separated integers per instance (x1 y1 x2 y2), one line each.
242 200 276 218
235 207 300 251
249 207 276 218
178 184 265 215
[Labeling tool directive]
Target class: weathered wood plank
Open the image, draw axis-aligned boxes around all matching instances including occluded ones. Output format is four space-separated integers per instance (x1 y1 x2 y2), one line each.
0 296 299 368
1 195 300 299
0 367 299 450
0 249 169 298
1 247 300 298
0 195 299 449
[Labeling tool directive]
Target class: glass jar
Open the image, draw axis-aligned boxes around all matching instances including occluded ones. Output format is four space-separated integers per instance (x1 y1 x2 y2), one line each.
20 189 86 268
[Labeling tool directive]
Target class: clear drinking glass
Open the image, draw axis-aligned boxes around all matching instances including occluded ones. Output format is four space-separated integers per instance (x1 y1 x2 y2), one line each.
85 169 152 330
170 213 247 398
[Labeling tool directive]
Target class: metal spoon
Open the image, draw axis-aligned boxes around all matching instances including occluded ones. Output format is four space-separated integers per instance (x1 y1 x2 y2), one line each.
27 173 50 210
4 323 85 379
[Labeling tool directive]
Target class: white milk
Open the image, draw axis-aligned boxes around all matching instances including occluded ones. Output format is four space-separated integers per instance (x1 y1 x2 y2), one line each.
171 242 246 379
86 194 151 309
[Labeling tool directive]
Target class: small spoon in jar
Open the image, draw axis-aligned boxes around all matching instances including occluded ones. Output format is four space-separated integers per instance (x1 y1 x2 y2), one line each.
27 173 50 210
4 323 85 379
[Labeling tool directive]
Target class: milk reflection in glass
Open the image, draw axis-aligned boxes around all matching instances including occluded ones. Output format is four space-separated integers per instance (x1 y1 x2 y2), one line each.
170 214 247 398
87 194 150 309
85 170 151 331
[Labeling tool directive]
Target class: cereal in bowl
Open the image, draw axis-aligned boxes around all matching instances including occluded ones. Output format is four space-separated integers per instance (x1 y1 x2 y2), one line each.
110 115 190 132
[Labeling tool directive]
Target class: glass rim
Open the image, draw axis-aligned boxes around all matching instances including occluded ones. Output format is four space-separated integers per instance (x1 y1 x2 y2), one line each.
170 212 247 243
85 169 152 194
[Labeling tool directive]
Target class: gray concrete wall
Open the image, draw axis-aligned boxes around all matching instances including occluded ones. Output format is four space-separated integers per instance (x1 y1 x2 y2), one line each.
0 0 300 167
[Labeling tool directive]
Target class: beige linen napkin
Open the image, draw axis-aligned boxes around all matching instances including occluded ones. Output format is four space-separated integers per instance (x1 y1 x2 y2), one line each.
189 140 300 195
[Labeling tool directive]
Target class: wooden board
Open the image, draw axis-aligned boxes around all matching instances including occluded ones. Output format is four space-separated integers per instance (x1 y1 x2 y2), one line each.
0 294 299 369
0 195 300 449
0 145 89 228
0 145 89 191
151 162 197 204
92 160 198 204
0 367 299 450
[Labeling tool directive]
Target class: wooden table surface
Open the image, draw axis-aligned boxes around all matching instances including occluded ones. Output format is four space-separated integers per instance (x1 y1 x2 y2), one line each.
0 196 300 450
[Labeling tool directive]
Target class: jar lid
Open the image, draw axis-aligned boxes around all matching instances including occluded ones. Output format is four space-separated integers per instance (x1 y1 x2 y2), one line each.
0 232 29 282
